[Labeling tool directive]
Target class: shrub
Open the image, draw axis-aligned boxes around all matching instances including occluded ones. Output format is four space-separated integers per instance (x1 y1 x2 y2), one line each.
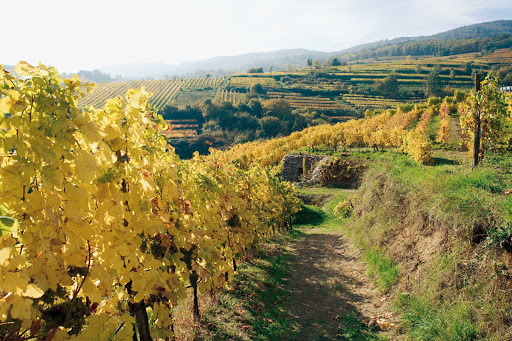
247 67 264 73
319 157 366 187
333 198 353 219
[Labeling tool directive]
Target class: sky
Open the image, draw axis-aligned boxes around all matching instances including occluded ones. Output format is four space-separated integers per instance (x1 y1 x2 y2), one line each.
3 0 512 73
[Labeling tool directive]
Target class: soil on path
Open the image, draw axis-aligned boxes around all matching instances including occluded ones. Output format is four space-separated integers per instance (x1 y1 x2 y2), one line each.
286 227 397 340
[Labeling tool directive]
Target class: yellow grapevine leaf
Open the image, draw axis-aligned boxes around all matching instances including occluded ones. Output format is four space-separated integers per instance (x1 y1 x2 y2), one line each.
22 283 45 298
9 296 32 321
0 247 12 265
14 61 33 77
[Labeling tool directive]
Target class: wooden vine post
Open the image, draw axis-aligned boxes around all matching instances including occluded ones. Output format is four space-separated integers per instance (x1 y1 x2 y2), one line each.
472 73 481 169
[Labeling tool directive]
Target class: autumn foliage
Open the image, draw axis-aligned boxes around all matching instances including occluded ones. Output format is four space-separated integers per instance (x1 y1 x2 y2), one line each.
0 62 299 340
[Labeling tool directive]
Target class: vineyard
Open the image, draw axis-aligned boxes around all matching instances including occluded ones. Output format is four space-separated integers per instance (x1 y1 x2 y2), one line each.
229 76 278 87
216 88 247 105
226 71 509 170
225 91 473 166
341 94 423 109
2 58 512 340
0 63 300 340
78 77 227 109
75 50 511 136
217 52 505 119
162 119 200 138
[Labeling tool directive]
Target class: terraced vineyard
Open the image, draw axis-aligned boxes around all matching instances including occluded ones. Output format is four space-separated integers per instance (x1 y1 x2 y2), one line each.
79 77 227 109
274 58 485 95
342 94 423 109
267 91 348 110
225 51 508 117
230 76 278 87
162 119 200 138
77 49 510 128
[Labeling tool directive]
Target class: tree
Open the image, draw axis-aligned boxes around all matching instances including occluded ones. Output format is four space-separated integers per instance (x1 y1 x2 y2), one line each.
464 61 474 74
313 60 320 69
247 98 263 117
424 69 443 97
263 99 292 120
247 67 264 73
76 69 112 82
331 58 342 66
251 82 264 94
307 59 313 68
261 116 282 137
374 73 400 97
459 73 511 167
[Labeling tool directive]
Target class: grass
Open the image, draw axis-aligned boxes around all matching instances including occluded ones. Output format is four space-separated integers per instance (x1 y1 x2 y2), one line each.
354 151 512 232
196 231 301 341
363 248 399 292
295 189 353 230
395 253 480 341
291 204 325 225
344 150 512 339
428 112 441 142
398 294 478 341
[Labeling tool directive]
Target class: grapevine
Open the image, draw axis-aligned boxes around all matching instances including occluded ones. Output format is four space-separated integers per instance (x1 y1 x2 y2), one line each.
0 62 300 340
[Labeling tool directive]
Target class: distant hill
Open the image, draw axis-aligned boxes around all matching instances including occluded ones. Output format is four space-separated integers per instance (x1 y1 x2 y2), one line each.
99 49 329 79
430 20 512 40
93 20 512 79
334 20 512 57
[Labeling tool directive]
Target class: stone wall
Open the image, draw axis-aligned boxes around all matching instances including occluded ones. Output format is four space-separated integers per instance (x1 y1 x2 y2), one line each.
281 154 328 182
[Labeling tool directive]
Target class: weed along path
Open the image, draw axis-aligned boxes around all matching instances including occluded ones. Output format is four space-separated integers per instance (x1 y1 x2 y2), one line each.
286 188 396 340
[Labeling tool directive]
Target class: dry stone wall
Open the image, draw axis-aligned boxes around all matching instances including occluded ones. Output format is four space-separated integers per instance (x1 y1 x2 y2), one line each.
281 154 328 182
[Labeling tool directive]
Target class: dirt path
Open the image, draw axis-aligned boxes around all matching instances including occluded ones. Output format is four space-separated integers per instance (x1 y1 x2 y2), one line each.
286 227 397 340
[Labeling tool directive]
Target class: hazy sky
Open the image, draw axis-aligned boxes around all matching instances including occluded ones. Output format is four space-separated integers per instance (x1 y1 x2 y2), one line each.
3 0 512 72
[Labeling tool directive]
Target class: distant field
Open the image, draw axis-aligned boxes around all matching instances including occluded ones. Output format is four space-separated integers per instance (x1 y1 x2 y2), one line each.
223 51 500 115
78 77 227 109
76 49 510 139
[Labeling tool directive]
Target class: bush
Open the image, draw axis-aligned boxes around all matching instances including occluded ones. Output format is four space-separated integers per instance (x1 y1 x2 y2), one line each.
247 67 264 73
333 198 353 219
427 96 443 106
319 157 366 187
251 82 264 94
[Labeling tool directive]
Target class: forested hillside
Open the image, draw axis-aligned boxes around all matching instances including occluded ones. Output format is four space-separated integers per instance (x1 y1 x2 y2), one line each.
338 33 512 62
